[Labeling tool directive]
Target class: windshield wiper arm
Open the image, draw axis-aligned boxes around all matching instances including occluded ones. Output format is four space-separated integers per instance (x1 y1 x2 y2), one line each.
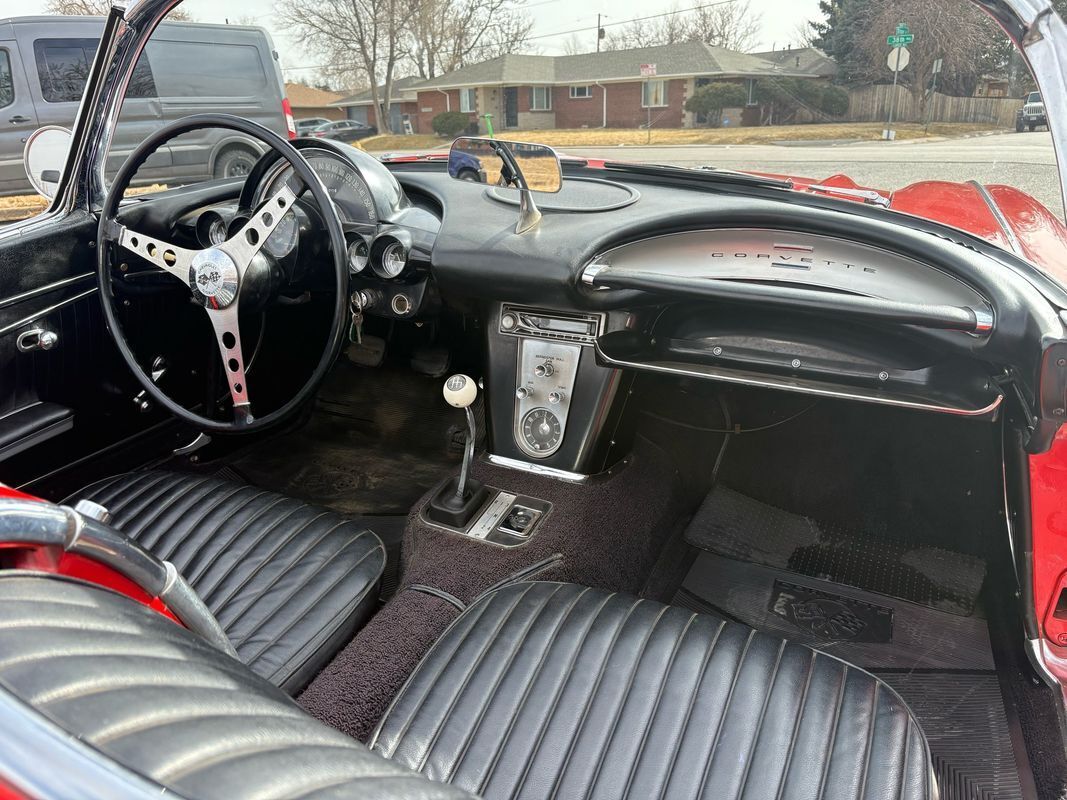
600 161 793 190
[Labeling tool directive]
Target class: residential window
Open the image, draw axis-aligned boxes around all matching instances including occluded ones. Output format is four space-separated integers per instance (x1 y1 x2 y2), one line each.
0 50 12 109
641 79 668 108
530 86 552 111
459 88 476 113
569 85 592 99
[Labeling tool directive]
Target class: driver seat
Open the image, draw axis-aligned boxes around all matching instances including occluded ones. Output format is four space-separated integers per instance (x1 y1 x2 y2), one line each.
66 470 385 694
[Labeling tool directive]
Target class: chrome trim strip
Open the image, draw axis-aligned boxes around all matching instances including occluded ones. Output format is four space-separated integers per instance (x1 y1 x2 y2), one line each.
0 273 95 311
0 288 98 339
581 262 609 288
1026 637 1062 689
967 179 1025 257
595 340 1004 418
485 453 590 482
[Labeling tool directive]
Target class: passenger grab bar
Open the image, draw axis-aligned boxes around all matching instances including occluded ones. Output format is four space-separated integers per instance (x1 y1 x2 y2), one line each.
582 264 993 334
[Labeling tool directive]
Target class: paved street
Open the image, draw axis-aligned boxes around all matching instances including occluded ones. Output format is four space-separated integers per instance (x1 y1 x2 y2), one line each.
376 130 1066 219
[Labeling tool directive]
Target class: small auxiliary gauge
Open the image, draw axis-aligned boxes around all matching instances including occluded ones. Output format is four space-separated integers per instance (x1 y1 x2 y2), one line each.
347 237 369 273
263 210 298 258
369 231 412 280
521 407 562 454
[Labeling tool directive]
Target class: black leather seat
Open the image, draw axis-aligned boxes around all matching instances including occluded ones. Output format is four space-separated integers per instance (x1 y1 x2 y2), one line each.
372 581 936 800
0 573 470 800
67 470 385 693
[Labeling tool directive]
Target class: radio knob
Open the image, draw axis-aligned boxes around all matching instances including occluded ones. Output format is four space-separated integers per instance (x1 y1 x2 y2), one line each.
515 386 530 400
501 313 517 331
534 362 554 378
548 391 564 404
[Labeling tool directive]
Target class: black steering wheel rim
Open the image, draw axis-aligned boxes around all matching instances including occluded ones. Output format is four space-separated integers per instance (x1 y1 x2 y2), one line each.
96 113 348 434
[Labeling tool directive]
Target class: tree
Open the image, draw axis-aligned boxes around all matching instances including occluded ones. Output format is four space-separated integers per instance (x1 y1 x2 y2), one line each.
280 0 409 134
684 82 748 126
407 0 534 79
560 33 590 56
604 0 761 52
44 0 193 18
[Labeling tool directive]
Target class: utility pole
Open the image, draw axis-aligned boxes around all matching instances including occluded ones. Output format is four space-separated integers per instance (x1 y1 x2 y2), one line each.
596 14 603 53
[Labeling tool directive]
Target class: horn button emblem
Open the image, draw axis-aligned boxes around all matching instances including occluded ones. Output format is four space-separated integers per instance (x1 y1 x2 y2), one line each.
190 248 239 308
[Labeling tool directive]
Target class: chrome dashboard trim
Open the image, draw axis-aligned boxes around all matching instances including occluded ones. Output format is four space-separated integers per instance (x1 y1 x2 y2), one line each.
485 454 590 483
594 340 1005 418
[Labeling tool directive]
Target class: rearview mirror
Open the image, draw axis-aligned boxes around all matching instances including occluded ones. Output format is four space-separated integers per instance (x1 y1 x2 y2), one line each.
23 125 73 201
448 137 562 194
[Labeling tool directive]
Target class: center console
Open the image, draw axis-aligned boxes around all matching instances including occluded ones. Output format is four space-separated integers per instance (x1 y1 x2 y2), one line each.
485 302 630 476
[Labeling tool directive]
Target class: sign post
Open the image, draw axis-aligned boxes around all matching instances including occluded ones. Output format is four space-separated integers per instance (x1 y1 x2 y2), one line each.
883 23 913 140
640 63 656 144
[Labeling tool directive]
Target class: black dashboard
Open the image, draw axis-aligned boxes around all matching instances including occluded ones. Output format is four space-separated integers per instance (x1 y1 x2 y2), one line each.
120 145 1067 471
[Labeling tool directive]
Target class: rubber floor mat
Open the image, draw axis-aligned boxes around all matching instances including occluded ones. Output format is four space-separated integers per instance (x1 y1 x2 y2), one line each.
674 551 1023 800
685 484 987 615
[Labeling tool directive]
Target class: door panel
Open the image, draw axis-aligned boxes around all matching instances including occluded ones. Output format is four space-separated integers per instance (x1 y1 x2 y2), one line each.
504 88 518 128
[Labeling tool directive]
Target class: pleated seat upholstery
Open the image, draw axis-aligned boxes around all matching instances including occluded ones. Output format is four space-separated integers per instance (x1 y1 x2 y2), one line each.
371 581 936 800
67 470 385 693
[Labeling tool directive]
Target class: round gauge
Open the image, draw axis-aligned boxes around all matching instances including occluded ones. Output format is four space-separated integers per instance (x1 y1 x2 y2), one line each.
521 408 562 455
208 216 228 246
258 149 377 225
263 210 298 258
375 241 408 279
348 237 369 273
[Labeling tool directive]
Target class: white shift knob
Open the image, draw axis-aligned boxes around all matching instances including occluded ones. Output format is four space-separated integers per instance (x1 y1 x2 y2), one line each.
443 374 478 408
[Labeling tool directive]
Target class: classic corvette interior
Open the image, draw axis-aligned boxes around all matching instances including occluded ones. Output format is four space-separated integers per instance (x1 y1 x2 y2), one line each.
2 2 1067 799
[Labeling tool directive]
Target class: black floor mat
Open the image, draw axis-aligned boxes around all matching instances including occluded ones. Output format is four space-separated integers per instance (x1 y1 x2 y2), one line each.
675 551 1023 800
224 363 463 516
686 484 987 615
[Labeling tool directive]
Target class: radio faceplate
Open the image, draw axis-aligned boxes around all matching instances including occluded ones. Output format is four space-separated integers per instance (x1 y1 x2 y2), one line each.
499 304 604 345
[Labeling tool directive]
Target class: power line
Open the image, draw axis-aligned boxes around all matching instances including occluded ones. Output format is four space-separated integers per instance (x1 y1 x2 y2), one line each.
280 0 735 72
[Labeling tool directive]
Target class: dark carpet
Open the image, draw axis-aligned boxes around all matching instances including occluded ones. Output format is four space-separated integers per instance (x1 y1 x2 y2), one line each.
298 437 685 740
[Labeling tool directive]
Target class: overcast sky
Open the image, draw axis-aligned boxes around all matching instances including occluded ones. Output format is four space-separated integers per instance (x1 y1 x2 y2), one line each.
20 0 823 81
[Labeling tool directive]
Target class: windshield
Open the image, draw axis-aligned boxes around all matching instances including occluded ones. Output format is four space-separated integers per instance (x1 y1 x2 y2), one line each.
3 0 1066 260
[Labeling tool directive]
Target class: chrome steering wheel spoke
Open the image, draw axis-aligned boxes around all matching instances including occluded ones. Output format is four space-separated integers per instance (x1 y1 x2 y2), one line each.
205 304 253 425
221 183 300 270
113 224 198 283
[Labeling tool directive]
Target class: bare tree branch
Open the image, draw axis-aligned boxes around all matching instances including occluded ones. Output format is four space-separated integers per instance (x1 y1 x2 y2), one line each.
604 1 761 52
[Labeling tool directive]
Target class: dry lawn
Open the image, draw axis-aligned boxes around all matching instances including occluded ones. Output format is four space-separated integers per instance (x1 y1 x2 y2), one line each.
360 122 1000 153
0 183 168 224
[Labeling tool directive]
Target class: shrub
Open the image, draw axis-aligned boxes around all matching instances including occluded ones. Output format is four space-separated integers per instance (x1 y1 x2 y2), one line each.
684 83 750 126
432 111 470 138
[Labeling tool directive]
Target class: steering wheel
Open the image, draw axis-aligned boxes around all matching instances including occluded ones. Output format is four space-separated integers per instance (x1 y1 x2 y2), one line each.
97 114 348 433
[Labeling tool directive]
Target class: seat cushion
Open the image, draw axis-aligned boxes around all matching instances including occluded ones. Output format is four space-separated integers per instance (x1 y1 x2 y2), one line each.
68 470 385 693
0 573 472 800
372 581 936 800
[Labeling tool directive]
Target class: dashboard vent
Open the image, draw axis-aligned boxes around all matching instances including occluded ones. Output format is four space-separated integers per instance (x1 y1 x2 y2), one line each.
499 305 604 345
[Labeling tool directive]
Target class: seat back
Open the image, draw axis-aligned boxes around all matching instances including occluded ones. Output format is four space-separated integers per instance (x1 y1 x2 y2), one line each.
0 573 472 800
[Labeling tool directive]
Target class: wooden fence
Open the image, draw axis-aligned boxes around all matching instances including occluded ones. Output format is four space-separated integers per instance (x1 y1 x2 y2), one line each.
839 84 1019 127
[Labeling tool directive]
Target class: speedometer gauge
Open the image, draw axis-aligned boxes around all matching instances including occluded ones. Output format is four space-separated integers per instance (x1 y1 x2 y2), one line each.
257 149 377 225
264 210 298 258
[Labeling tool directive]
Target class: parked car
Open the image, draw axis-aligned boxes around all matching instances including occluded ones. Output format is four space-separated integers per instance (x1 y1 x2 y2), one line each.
295 116 331 135
1016 90 1047 131
0 15 294 196
447 148 485 181
309 119 378 143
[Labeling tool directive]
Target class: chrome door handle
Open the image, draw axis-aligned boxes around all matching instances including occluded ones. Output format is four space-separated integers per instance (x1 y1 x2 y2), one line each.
16 328 58 352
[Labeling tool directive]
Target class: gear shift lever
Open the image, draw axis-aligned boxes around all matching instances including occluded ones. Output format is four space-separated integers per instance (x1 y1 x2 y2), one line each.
427 374 489 528
443 374 478 502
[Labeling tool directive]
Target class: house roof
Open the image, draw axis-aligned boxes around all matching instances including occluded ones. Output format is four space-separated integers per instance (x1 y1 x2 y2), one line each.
333 76 424 107
750 47 838 78
412 41 812 90
284 83 345 108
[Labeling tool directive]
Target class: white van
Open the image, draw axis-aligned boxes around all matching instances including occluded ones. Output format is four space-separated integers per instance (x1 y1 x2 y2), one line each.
0 16 295 196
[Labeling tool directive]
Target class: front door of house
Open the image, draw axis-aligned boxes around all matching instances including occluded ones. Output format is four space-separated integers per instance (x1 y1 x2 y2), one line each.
504 87 518 128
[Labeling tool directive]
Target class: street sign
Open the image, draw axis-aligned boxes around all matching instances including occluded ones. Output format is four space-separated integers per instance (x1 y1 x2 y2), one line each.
887 46 910 72
640 63 657 77
887 33 914 45
932 57 943 74
896 23 910 35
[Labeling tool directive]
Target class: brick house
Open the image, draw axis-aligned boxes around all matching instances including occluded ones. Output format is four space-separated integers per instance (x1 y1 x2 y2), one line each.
331 76 423 133
284 83 346 123
409 41 816 134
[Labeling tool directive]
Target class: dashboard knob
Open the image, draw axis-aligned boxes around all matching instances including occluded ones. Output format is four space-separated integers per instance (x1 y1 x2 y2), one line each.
534 362 554 378
501 313 518 331
515 386 530 399
548 391 564 404
443 374 478 408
